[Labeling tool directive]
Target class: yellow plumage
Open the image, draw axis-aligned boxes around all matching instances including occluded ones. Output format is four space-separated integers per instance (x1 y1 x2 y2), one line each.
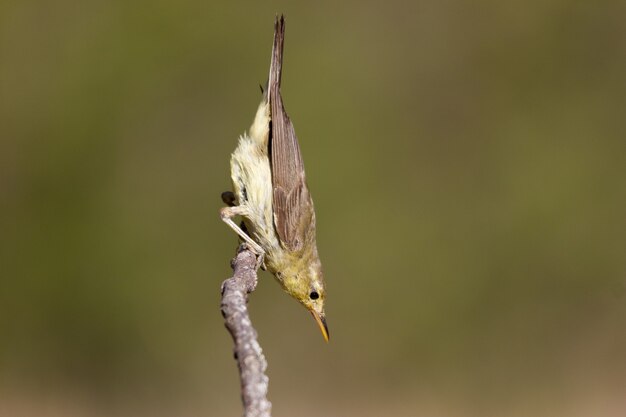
220 16 328 341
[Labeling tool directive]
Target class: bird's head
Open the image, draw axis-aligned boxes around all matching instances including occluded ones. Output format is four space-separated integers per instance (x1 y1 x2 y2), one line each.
278 255 328 342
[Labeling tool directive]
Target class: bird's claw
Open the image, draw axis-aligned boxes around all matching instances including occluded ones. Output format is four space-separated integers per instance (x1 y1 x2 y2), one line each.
238 243 265 271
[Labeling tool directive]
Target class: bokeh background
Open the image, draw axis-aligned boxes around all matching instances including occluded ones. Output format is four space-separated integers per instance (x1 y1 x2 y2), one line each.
1 1 625 416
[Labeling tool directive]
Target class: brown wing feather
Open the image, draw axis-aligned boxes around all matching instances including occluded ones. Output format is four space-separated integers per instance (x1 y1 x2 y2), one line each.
268 16 313 252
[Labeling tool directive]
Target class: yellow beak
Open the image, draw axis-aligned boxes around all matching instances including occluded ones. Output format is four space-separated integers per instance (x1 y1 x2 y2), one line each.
310 311 329 342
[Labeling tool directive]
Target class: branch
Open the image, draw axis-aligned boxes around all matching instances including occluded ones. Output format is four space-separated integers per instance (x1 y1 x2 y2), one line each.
220 246 272 417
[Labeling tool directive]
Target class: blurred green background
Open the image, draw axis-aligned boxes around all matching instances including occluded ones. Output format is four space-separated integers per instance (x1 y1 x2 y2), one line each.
1 1 625 416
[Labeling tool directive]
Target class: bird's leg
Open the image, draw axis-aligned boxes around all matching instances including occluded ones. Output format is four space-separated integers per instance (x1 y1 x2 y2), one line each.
222 192 259 263
220 205 265 269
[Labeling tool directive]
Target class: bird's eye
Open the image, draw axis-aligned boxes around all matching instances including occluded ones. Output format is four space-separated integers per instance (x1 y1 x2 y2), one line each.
309 291 319 300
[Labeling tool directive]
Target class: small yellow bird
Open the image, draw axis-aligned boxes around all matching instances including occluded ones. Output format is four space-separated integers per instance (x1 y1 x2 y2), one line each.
220 16 328 342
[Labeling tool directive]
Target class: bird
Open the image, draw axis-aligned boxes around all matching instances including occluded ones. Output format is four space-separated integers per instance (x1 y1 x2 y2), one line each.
220 16 329 342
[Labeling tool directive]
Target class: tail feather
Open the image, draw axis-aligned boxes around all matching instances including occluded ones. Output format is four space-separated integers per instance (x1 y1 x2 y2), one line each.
268 15 285 99
248 15 284 146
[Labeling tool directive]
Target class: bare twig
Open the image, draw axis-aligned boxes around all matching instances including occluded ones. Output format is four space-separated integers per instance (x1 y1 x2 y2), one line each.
220 246 272 417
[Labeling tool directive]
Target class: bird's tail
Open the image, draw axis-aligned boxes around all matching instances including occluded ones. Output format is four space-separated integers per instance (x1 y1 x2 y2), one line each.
247 15 284 145
268 15 285 100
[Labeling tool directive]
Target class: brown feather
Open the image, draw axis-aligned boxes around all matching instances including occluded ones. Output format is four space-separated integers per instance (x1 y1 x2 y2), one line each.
268 16 314 252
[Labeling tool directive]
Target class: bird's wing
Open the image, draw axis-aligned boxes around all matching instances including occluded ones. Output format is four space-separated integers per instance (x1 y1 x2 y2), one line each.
268 16 314 252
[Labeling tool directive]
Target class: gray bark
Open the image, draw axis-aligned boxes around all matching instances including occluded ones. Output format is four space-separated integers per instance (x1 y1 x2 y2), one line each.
220 246 272 417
